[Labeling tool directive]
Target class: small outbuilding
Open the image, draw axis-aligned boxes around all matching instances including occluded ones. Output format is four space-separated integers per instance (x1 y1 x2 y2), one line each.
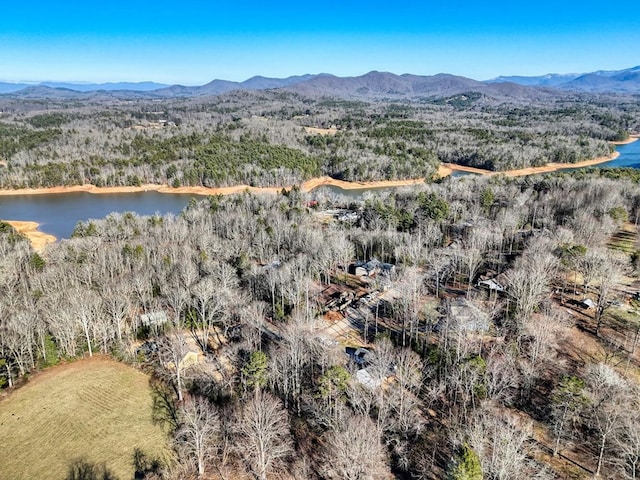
139 311 168 329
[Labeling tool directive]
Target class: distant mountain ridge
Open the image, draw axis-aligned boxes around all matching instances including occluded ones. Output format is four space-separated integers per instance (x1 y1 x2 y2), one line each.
0 81 170 94
1 66 639 99
487 65 640 92
284 71 553 101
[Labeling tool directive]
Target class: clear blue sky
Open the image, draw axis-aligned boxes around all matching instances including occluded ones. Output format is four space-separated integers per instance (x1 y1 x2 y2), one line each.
1 0 638 84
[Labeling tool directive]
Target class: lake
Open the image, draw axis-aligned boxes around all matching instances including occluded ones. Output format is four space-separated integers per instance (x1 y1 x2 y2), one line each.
1 140 638 240
0 191 196 240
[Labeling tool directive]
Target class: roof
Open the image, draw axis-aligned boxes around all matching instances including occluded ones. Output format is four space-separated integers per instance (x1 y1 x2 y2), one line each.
349 258 395 277
356 368 382 388
140 311 168 326
478 278 505 292
346 347 370 366
442 299 491 332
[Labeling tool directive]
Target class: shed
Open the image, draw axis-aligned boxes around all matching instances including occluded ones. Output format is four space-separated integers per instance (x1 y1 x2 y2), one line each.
478 278 505 292
345 347 371 366
581 298 597 310
140 311 168 328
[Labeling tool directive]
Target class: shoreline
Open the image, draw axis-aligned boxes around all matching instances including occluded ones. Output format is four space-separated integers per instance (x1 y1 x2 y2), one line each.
0 137 635 199
0 176 428 198
3 220 56 252
1 139 635 251
444 149 623 177
611 135 640 146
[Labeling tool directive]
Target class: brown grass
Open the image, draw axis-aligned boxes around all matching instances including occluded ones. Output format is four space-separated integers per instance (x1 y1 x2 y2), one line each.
0 356 170 480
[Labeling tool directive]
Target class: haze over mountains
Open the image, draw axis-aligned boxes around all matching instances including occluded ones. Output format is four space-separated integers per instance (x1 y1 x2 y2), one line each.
1 65 639 100
488 65 640 92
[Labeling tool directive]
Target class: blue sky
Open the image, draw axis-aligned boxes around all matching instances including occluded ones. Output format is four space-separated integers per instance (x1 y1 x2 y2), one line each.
1 0 638 84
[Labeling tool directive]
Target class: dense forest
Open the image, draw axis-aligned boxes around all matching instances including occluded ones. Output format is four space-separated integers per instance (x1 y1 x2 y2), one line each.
0 90 639 189
3 169 640 479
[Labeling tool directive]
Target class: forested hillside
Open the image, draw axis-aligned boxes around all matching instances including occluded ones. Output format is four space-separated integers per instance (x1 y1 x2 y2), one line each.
0 90 638 189
3 171 640 479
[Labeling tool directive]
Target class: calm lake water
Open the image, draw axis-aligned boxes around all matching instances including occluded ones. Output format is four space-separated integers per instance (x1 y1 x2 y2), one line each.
0 191 196 240
581 138 640 169
1 140 638 240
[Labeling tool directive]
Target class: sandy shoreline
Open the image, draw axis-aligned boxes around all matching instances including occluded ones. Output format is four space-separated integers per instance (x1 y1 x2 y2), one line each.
0 177 427 198
299 176 425 192
443 149 625 177
0 140 635 251
611 135 640 145
3 220 56 252
0 137 635 198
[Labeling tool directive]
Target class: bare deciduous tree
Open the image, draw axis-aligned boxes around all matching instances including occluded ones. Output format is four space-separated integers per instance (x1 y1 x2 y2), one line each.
320 414 389 480
175 395 221 478
585 363 633 478
236 390 292 480
157 330 191 402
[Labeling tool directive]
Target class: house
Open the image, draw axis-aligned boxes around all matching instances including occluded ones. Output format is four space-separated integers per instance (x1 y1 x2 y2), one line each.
345 347 371 366
262 259 281 270
581 298 597 310
436 298 491 333
337 211 359 222
348 258 395 277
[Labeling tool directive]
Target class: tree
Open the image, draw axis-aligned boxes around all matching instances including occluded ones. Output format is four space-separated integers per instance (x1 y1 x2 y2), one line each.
550 375 588 456
466 409 535 480
65 459 118 480
592 249 626 336
585 363 633 478
385 346 424 436
190 276 221 352
71 288 101 357
157 330 190 402
418 191 450 222
175 396 221 478
317 365 350 425
236 390 293 480
241 350 269 394
448 443 483 480
270 318 312 413
505 238 558 334
613 411 640 480
320 414 389 480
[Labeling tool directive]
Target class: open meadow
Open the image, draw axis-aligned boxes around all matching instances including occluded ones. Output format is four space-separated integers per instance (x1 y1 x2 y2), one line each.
0 357 170 480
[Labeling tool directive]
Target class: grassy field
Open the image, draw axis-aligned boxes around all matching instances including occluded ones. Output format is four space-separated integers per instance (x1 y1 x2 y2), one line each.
0 356 170 480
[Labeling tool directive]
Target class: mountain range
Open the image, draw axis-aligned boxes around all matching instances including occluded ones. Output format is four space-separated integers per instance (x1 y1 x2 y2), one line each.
487 65 640 92
1 66 639 100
